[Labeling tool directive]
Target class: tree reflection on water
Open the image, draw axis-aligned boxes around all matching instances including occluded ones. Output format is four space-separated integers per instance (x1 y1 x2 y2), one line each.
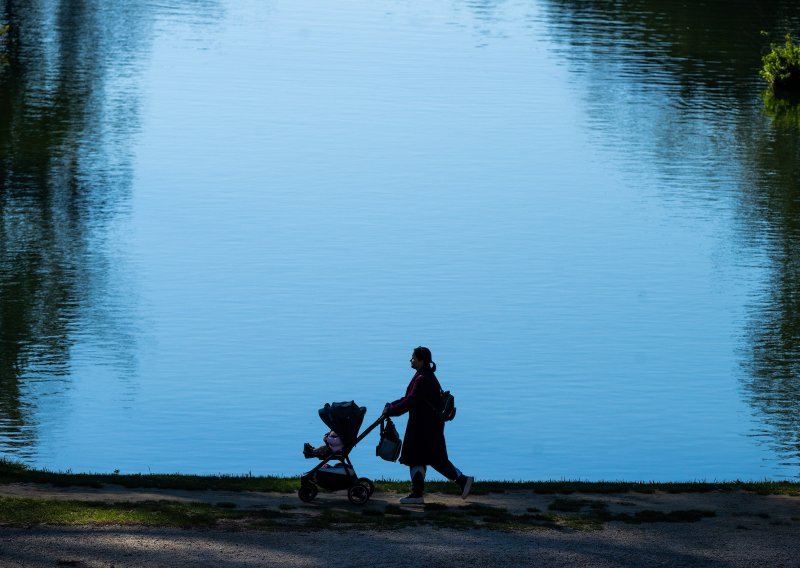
741 101 800 471
2 0 800 475
540 0 800 474
0 0 147 458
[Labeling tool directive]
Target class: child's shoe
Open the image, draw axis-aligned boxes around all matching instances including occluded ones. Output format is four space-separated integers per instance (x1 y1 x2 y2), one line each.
303 443 315 459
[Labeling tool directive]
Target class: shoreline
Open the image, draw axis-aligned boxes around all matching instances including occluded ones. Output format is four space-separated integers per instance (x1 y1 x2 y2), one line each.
3 458 799 496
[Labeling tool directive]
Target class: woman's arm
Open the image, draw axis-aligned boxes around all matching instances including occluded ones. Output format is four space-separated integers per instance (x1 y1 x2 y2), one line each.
384 374 423 417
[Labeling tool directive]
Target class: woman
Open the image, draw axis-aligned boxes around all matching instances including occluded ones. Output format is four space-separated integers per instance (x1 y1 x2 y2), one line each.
383 346 473 504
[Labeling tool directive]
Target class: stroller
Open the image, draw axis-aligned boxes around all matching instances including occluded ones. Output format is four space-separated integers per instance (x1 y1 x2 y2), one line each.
299 401 387 505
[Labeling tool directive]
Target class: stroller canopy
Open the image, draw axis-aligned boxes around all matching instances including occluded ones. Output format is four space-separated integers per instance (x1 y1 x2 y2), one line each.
318 401 366 448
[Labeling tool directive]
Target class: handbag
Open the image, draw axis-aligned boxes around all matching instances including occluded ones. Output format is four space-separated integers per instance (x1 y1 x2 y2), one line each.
376 417 402 462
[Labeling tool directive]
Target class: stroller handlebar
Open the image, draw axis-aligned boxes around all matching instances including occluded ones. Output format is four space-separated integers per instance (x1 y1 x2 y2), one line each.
350 413 390 448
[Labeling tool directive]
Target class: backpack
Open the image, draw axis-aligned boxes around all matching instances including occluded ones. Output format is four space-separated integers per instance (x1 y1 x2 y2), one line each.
427 389 457 422
438 390 456 422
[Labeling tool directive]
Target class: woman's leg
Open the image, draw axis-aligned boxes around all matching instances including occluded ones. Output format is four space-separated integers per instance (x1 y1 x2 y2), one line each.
430 460 459 481
399 466 427 504
431 460 474 499
410 465 426 495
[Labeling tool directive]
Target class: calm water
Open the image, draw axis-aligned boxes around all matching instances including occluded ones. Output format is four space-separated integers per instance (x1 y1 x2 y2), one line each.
2 0 800 481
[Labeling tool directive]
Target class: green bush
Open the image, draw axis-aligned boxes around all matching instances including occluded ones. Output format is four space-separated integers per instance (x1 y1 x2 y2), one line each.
761 34 800 92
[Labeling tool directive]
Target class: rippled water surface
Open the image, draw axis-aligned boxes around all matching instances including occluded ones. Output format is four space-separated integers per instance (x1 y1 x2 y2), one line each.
2 0 800 481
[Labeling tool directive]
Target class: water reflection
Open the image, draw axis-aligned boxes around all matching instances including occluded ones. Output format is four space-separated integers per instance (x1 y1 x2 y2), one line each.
541 0 800 473
741 114 800 469
0 0 151 458
3 0 800 477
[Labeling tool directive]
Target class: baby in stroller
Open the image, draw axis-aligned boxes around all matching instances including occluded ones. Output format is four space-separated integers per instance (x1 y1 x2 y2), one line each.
303 430 344 459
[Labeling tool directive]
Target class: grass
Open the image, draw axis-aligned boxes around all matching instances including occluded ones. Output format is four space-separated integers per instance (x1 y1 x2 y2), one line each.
0 493 720 532
466 478 800 496
546 498 715 525
0 459 298 493
3 459 799 496
3 495 715 532
0 459 797 531
548 498 599 513
0 488 724 532
534 501 723 530
0 497 280 529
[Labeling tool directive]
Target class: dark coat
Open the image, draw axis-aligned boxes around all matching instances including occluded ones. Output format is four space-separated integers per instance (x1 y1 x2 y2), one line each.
385 370 448 466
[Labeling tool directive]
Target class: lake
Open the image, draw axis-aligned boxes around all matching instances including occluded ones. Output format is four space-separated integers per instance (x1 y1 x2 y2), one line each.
2 0 800 482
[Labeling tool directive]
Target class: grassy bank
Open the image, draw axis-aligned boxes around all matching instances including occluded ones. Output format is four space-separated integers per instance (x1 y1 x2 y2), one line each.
0 459 298 493
0 495 723 532
2 497 716 532
1 459 798 531
2 458 799 496
0 495 601 531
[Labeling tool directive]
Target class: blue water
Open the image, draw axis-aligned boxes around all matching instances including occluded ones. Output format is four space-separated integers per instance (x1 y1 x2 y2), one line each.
2 0 800 481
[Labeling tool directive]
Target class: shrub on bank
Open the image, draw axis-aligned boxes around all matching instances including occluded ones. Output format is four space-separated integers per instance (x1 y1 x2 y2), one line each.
761 33 800 92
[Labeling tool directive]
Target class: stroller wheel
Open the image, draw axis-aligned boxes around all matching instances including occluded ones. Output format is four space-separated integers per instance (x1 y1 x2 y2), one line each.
347 481 370 505
298 482 318 503
358 477 375 496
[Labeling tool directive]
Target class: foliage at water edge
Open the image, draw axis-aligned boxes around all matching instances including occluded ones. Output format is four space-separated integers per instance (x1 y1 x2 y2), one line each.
761 33 800 92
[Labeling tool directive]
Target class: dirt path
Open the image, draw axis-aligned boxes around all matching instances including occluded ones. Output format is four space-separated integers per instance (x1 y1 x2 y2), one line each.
0 483 799 567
